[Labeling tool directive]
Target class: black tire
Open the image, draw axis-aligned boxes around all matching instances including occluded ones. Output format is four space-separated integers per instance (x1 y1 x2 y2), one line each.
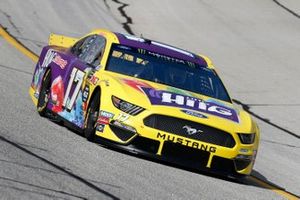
84 92 100 141
37 70 51 117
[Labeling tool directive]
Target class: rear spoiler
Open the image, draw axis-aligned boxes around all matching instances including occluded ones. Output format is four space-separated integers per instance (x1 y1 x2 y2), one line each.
48 33 78 48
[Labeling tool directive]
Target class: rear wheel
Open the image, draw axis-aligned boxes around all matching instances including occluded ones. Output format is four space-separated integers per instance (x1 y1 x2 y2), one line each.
37 70 51 117
84 92 100 141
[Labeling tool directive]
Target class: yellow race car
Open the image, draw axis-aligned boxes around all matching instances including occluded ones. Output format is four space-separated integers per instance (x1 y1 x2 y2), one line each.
29 29 260 178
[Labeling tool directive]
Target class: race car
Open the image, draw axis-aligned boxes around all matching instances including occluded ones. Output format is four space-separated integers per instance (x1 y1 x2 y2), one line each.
29 29 260 177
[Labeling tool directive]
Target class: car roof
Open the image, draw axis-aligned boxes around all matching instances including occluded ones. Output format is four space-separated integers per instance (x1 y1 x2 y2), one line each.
113 32 208 67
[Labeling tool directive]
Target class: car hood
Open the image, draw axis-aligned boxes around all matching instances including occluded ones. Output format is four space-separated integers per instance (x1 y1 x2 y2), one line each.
101 72 256 133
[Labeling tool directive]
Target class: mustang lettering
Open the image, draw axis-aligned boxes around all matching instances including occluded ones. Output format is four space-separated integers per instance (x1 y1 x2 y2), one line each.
157 132 216 153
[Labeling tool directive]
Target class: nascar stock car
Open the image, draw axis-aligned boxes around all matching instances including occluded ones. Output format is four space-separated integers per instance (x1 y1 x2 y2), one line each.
29 29 260 177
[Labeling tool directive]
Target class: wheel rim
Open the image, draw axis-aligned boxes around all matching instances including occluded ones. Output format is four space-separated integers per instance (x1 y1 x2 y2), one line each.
85 94 100 139
87 109 98 130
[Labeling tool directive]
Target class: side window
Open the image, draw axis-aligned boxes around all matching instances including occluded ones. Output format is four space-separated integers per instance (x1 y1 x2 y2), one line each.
71 34 106 67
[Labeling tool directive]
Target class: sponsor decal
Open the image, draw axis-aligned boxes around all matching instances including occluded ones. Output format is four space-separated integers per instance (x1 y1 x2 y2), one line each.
115 113 130 122
100 110 114 119
87 70 99 85
157 132 216 153
82 86 89 103
52 54 67 69
97 116 110 125
42 49 56 68
181 109 208 119
82 86 89 112
148 51 186 64
96 124 105 132
182 125 203 135
41 49 68 69
89 75 99 85
142 88 239 123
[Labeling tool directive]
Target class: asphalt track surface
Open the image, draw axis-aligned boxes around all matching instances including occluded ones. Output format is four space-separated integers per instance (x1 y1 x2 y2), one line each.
0 0 299 199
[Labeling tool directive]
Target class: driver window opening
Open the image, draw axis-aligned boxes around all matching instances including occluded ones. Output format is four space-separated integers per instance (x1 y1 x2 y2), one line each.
71 34 106 67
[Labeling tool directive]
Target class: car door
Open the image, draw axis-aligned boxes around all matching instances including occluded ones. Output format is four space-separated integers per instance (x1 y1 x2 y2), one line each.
56 34 106 128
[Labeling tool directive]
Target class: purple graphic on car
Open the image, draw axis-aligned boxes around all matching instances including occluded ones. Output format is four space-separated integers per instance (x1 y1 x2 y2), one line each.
142 87 239 123
32 47 91 128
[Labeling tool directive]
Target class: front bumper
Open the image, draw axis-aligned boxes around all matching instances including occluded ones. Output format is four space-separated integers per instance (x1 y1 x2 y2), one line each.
95 106 257 176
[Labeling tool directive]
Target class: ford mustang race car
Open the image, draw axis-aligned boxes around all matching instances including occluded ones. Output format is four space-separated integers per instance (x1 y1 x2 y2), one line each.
29 29 260 177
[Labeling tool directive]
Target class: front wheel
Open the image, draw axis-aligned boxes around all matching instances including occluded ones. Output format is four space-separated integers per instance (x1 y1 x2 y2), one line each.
84 92 100 141
37 70 51 117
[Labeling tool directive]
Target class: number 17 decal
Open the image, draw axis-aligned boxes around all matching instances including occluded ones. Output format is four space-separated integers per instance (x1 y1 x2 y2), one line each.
63 68 85 111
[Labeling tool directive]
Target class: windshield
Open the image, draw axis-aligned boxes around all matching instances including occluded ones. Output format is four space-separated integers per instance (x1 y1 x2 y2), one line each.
106 44 231 102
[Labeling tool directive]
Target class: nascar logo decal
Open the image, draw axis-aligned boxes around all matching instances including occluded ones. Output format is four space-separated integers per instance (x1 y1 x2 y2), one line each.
142 87 239 123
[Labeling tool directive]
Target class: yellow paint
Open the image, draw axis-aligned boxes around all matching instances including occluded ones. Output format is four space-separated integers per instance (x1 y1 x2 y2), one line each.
0 26 38 62
1 26 298 200
48 33 77 47
249 176 299 200
156 141 164 156
206 154 213 168
199 54 214 69
29 87 38 106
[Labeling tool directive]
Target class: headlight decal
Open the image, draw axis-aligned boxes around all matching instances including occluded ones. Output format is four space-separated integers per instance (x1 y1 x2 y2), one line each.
237 133 255 144
112 96 145 115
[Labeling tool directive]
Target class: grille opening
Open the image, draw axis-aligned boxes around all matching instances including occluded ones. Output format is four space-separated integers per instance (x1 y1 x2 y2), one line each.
162 142 210 168
109 125 136 141
211 156 236 174
129 136 160 154
144 114 235 148
234 159 252 171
